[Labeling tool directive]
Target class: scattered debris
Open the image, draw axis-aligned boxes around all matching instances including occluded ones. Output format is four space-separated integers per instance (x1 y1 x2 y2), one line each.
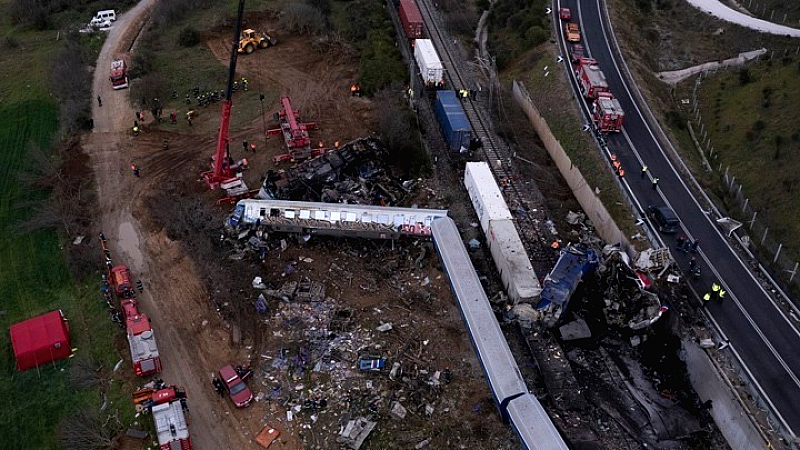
337 417 376 450
558 317 592 340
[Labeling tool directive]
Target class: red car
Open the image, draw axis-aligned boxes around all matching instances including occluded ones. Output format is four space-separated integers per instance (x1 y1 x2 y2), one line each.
219 365 253 408
559 8 571 21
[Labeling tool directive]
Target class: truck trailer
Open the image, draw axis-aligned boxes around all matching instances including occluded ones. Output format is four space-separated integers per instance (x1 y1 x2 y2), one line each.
399 0 424 41
413 39 444 88
434 90 471 151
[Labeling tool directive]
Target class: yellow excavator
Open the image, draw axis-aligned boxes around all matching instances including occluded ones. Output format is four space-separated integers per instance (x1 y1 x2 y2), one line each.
238 29 277 54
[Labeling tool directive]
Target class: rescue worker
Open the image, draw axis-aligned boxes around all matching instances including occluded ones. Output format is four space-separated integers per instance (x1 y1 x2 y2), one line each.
702 292 711 306
652 177 659 190
711 282 721 298
242 77 249 91
641 165 648 178
132 125 139 136
212 378 225 397
718 289 727 300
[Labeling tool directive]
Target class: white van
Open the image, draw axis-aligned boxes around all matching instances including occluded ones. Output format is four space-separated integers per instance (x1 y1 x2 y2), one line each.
90 10 116 27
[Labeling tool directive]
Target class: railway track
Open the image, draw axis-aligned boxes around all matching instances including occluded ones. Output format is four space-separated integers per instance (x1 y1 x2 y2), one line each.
412 0 557 270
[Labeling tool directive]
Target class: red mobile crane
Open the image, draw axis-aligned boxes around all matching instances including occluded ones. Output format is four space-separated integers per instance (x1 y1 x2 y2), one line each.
202 0 247 189
269 96 323 163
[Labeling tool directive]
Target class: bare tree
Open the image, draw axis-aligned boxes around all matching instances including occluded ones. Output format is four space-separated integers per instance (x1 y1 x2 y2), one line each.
280 3 327 36
131 73 168 121
48 33 92 132
15 139 94 237
68 358 104 391
58 408 122 450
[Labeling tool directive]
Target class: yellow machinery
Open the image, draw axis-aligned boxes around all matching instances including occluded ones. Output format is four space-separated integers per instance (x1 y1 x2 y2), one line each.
238 29 277 54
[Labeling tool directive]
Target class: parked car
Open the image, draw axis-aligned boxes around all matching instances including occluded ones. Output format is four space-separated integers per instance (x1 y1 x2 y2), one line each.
219 364 253 408
559 8 571 21
570 43 586 62
647 205 680 234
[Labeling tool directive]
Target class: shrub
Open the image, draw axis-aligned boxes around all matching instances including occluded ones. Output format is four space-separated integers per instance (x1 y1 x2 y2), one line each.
752 120 766 131
178 26 200 47
2 35 19 49
738 68 752 85
664 109 686 130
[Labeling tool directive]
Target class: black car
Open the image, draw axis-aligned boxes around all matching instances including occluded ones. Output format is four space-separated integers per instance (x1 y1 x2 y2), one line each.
647 205 680 234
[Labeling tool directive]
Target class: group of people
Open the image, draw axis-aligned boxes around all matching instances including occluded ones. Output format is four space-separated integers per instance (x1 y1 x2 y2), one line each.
457 88 477 101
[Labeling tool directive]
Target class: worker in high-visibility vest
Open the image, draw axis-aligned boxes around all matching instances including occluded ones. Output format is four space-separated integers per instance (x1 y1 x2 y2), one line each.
702 292 711 307
711 282 721 299
718 290 727 300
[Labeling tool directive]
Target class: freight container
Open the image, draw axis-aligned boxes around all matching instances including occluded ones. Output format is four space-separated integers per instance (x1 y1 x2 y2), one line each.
463 162 511 232
487 219 542 303
435 90 471 151
399 0 424 40
413 39 444 87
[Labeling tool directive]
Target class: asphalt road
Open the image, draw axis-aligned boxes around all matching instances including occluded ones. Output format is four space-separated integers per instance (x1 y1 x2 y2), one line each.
555 0 800 437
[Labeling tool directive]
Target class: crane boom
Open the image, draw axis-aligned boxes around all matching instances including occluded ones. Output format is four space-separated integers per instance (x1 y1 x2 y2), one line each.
202 0 246 189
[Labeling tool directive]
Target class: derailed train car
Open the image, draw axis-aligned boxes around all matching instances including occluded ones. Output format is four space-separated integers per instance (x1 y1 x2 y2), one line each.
431 217 568 450
464 162 541 303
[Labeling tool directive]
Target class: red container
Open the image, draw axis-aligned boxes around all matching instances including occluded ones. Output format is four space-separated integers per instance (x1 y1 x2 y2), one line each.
399 0 424 40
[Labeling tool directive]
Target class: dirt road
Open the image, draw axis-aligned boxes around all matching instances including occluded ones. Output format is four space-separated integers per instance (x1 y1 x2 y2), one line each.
86 2 258 448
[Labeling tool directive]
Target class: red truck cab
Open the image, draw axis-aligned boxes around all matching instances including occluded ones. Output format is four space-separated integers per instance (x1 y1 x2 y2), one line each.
110 265 134 297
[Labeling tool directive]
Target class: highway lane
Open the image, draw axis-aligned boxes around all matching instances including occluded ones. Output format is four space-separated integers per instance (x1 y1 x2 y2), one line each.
556 0 800 435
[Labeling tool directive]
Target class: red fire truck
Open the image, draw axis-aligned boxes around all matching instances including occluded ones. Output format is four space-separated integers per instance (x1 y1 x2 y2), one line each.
576 58 609 99
110 59 129 89
110 265 134 297
122 297 162 376
592 92 625 132
149 387 192 450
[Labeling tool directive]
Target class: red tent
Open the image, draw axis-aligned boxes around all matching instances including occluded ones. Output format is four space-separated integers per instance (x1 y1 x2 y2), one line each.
10 310 71 371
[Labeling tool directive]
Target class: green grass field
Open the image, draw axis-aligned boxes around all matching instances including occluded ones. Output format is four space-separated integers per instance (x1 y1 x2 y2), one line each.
698 58 800 259
0 8 136 449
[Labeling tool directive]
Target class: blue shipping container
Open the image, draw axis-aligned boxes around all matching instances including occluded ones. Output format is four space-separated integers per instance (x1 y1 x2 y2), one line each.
434 90 472 151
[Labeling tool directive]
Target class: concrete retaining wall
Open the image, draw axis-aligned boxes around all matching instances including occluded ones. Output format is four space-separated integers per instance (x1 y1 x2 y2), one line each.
511 80 631 254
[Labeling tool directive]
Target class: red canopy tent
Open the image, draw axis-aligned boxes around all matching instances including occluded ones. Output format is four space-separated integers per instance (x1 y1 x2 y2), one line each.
10 310 71 371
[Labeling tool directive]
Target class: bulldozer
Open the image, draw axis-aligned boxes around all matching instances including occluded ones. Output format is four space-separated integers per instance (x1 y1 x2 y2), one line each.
238 29 277 54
